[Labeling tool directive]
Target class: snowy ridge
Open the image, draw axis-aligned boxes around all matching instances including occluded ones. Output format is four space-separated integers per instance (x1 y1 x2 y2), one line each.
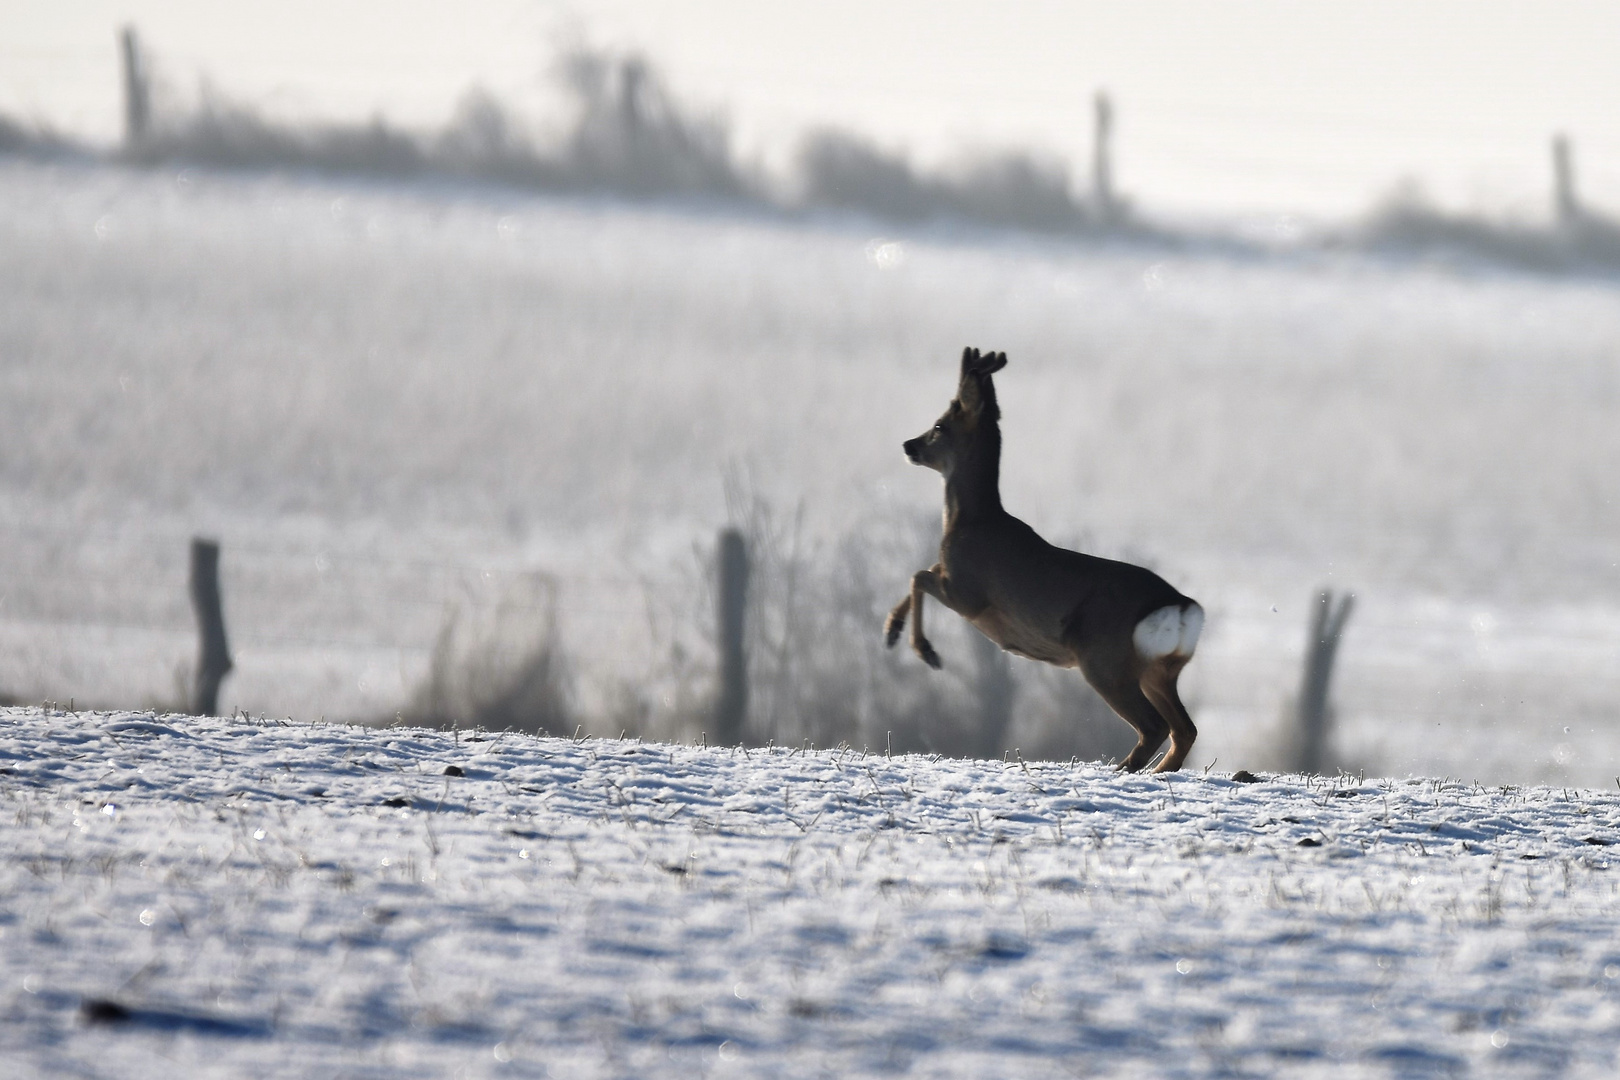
3 706 1620 1077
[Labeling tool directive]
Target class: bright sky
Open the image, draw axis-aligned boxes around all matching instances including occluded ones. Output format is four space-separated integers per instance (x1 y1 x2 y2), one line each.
3 1 1619 219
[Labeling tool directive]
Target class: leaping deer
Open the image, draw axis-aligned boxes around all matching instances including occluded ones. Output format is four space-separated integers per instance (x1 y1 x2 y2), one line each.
884 347 1205 772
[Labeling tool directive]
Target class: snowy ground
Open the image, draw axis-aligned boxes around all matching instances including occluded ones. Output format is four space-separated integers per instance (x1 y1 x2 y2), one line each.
5 706 1620 1078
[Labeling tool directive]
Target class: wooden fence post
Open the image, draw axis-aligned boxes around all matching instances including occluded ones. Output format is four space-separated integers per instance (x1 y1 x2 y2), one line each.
714 528 749 745
189 538 233 716
1091 90 1116 223
119 26 150 149
1553 133 1579 227
1294 588 1354 774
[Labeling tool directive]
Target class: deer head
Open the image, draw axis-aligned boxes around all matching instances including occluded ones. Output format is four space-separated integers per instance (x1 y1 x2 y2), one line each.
902 347 1008 478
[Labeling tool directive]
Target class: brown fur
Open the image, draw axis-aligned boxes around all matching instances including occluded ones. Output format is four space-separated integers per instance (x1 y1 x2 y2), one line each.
884 347 1203 772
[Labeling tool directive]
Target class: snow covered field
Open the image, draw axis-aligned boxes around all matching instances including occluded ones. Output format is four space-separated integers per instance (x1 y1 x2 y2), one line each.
5 706 1620 1077
5 158 1620 784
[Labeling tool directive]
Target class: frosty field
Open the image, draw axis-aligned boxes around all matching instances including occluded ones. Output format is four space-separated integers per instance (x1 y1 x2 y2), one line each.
5 705 1620 1078
4 157 1620 784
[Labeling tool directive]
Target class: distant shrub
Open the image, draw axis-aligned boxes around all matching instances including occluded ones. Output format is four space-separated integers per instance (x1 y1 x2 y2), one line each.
110 43 755 206
0 115 82 159
396 574 571 737
1355 180 1620 273
798 128 1092 233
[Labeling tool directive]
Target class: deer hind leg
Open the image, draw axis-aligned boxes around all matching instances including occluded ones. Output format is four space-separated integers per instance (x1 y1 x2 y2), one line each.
1077 655 1169 772
1140 660 1197 773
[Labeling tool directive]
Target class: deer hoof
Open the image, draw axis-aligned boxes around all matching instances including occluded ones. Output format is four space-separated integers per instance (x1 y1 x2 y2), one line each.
883 616 905 648
916 641 942 669
1153 750 1188 774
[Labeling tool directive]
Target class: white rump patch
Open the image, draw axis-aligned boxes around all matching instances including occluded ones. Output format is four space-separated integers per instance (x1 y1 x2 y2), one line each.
1132 603 1204 661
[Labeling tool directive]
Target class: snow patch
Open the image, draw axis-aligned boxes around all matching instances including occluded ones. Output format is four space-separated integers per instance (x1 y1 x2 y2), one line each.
1 707 1618 1076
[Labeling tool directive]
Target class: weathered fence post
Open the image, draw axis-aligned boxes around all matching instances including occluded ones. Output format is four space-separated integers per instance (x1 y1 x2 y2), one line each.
119 26 150 150
1294 588 1354 774
189 538 233 716
1553 133 1579 227
714 528 749 745
1091 90 1116 223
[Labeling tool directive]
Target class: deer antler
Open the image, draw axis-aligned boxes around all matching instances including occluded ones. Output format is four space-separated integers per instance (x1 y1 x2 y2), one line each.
958 348 1008 417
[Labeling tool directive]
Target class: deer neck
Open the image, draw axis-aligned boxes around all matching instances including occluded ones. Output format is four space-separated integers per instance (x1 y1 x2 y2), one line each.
944 425 1003 528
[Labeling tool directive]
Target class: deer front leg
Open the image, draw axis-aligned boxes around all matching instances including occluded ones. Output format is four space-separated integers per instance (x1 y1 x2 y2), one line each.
908 566 950 669
883 595 911 648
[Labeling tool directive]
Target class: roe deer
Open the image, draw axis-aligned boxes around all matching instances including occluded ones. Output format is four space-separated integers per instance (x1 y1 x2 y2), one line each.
884 348 1204 772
